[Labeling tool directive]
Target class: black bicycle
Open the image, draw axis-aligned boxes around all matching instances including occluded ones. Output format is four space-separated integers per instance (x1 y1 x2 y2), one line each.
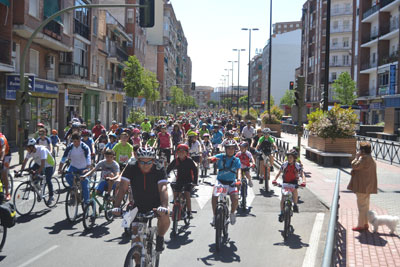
239 171 248 209
170 182 194 236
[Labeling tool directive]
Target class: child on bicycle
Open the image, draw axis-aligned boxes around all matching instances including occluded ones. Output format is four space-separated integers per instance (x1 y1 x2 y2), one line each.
81 149 120 200
146 132 157 148
166 144 198 219
50 129 60 157
235 142 254 187
272 149 306 222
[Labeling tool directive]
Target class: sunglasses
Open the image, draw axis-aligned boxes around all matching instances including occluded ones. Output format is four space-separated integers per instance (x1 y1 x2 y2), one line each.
139 160 153 165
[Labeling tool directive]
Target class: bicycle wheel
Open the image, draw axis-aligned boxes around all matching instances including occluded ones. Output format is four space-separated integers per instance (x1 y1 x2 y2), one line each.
65 190 79 222
241 182 247 208
104 199 114 222
60 164 69 188
264 166 269 192
13 182 36 216
123 245 142 267
183 203 190 226
283 205 291 240
0 224 6 251
89 172 97 190
7 173 13 196
215 206 223 252
172 205 179 235
83 200 96 230
43 177 61 208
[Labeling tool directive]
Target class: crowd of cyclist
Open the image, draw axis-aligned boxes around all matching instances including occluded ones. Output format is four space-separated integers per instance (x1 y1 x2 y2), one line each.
0 111 306 259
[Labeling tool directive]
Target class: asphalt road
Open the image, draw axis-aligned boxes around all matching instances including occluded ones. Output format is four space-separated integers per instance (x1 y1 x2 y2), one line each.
1 162 329 267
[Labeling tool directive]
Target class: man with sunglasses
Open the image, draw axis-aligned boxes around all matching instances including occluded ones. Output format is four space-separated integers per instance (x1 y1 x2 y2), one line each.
112 147 170 253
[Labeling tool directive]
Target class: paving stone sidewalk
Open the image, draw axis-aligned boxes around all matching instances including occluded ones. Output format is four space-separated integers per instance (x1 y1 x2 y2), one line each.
280 132 400 267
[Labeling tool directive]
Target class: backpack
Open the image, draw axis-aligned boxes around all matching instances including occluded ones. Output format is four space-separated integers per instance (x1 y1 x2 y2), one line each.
219 155 236 174
0 202 16 228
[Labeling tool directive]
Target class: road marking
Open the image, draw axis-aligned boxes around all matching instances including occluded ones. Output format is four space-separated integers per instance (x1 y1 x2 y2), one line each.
247 186 255 206
195 183 214 209
17 245 59 267
302 213 325 267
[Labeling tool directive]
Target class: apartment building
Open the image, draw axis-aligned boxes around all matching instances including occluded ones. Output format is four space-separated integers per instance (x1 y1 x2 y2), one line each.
273 21 302 34
354 0 400 124
300 0 353 112
250 53 263 105
262 27 301 106
193 86 213 108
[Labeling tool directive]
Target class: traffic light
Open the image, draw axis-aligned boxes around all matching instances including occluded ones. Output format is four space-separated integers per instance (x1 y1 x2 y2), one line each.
191 82 196 90
139 0 155 28
294 76 305 107
17 77 32 106
289 81 294 90
261 101 265 106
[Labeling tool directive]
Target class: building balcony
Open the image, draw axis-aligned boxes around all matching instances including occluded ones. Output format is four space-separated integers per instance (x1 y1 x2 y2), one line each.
331 27 352 34
331 8 352 17
330 45 351 51
361 30 379 47
360 61 378 73
362 5 379 21
74 19 90 40
59 62 88 78
330 61 351 67
107 41 129 64
379 50 399 66
43 20 61 41
0 38 11 65
380 20 399 40
381 0 397 11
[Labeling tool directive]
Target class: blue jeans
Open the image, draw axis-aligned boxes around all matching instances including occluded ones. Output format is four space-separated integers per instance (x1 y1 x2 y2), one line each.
32 164 54 197
66 166 90 204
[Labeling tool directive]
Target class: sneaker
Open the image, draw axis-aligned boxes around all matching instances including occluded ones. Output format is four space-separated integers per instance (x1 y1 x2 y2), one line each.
188 211 193 219
278 213 283 222
47 196 55 206
210 216 215 226
293 204 299 213
156 235 164 252
248 180 253 187
259 176 263 184
5 193 11 201
270 166 274 172
230 213 236 225
104 193 111 201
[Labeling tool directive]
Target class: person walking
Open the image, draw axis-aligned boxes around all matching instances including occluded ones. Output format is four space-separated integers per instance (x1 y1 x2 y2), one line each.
347 141 377 231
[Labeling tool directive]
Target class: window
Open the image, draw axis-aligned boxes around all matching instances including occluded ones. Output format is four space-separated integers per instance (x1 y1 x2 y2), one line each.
63 12 71 35
333 4 339 13
372 52 376 63
342 55 349 65
332 55 338 64
333 21 339 29
29 49 39 76
331 72 337 81
332 38 338 47
343 20 350 30
284 24 287 28
29 0 39 18
345 3 351 12
127 9 134 23
343 37 349 47
73 39 88 67
296 23 300 27
92 55 97 75
379 73 389 86
93 16 98 36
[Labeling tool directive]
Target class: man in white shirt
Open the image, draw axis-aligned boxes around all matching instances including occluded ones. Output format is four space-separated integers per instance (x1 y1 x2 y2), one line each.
19 139 55 204
242 121 255 143
58 133 91 204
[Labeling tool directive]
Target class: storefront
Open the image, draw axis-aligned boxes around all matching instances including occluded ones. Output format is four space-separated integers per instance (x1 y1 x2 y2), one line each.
83 88 100 128
106 92 124 126
65 87 84 125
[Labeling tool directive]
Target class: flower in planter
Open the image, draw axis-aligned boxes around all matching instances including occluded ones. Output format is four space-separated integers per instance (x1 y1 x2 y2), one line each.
306 104 358 138
261 105 284 125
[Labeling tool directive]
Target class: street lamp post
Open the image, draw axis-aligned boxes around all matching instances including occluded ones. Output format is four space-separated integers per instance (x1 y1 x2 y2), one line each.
242 28 259 116
233 49 245 116
267 0 273 117
227 61 237 115
224 69 232 110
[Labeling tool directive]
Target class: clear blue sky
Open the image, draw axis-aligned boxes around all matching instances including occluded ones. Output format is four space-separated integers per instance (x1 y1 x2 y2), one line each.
171 0 305 89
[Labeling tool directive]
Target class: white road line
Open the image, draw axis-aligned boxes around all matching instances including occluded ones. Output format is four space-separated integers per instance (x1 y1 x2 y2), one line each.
17 245 59 267
247 186 255 207
195 183 214 209
302 213 325 267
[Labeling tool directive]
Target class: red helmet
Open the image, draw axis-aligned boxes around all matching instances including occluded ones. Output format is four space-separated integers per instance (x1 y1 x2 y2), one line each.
132 128 141 134
177 144 189 151
81 130 90 136
37 123 44 127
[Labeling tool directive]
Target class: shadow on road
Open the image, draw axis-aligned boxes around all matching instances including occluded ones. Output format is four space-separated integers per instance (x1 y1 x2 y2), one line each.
75 223 111 239
104 232 131 245
16 209 52 224
356 231 388 246
198 241 241 265
166 230 194 249
236 207 256 217
44 218 81 234
257 188 277 198
273 232 309 249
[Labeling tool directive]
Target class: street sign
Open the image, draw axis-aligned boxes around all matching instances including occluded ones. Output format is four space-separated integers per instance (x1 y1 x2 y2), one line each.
6 74 35 100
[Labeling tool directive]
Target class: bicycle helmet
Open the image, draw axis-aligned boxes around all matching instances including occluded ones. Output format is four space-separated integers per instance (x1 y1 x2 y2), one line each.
203 133 210 138
224 140 237 147
136 147 156 159
26 138 36 147
81 129 90 136
160 123 167 129
150 132 156 137
240 141 249 147
52 129 58 134
262 128 271 135
132 128 141 134
286 149 298 158
187 131 197 137
112 120 117 124
177 144 189 151
226 130 234 137
71 122 80 128
109 133 117 139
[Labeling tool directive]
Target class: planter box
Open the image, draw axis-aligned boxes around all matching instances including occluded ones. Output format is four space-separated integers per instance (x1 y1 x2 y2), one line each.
308 135 356 157
263 123 281 138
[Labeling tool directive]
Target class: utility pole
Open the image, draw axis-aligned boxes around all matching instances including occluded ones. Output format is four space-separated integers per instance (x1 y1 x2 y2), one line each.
228 61 237 116
294 76 305 153
267 0 273 117
233 49 245 116
323 0 331 111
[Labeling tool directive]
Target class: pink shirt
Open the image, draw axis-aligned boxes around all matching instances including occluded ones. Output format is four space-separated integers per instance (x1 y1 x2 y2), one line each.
158 132 171 148
131 136 141 145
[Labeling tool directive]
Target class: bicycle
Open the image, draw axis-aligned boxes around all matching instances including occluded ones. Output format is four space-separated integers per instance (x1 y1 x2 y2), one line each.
0 181 7 251
60 161 97 191
213 181 239 252
170 182 194 236
82 180 114 230
256 150 271 192
65 172 85 222
239 170 248 209
200 150 210 178
0 162 14 197
123 210 163 267
211 145 220 175
13 169 60 216
95 142 106 163
273 182 304 240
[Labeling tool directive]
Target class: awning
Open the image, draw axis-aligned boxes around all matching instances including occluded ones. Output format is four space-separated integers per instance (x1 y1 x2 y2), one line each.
0 0 10 7
44 0 62 24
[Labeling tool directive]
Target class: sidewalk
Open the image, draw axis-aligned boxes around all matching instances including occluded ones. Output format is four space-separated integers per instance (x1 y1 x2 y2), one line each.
280 132 400 267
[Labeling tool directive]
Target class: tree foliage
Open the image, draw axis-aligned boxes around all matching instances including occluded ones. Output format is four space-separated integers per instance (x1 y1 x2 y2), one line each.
239 95 248 108
332 72 357 106
280 89 295 106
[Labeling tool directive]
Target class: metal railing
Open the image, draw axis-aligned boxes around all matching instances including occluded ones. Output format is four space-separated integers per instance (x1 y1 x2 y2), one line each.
322 170 341 267
272 137 290 164
362 5 379 20
356 135 400 165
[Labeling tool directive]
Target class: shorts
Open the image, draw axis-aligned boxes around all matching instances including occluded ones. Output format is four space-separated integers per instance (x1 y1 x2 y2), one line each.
241 167 250 173
215 179 238 195
96 180 117 194
171 182 192 192
2 156 11 170
136 200 161 213
283 179 299 186
261 153 272 164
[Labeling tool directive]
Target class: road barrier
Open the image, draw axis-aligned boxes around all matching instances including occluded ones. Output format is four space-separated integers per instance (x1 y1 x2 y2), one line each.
356 135 400 165
272 137 290 164
322 170 341 267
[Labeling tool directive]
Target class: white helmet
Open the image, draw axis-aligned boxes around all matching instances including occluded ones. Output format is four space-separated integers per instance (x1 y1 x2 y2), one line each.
26 138 36 147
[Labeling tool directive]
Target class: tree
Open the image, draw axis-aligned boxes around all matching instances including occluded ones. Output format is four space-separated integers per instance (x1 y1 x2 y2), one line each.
207 100 218 107
239 95 248 108
280 89 295 106
332 72 357 105
123 55 144 98
170 86 184 114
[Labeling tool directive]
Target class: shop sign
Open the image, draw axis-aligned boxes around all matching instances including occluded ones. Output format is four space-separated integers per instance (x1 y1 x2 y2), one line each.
370 103 382 109
116 94 124 102
389 64 396 95
379 87 388 95
34 80 58 95
5 74 35 100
